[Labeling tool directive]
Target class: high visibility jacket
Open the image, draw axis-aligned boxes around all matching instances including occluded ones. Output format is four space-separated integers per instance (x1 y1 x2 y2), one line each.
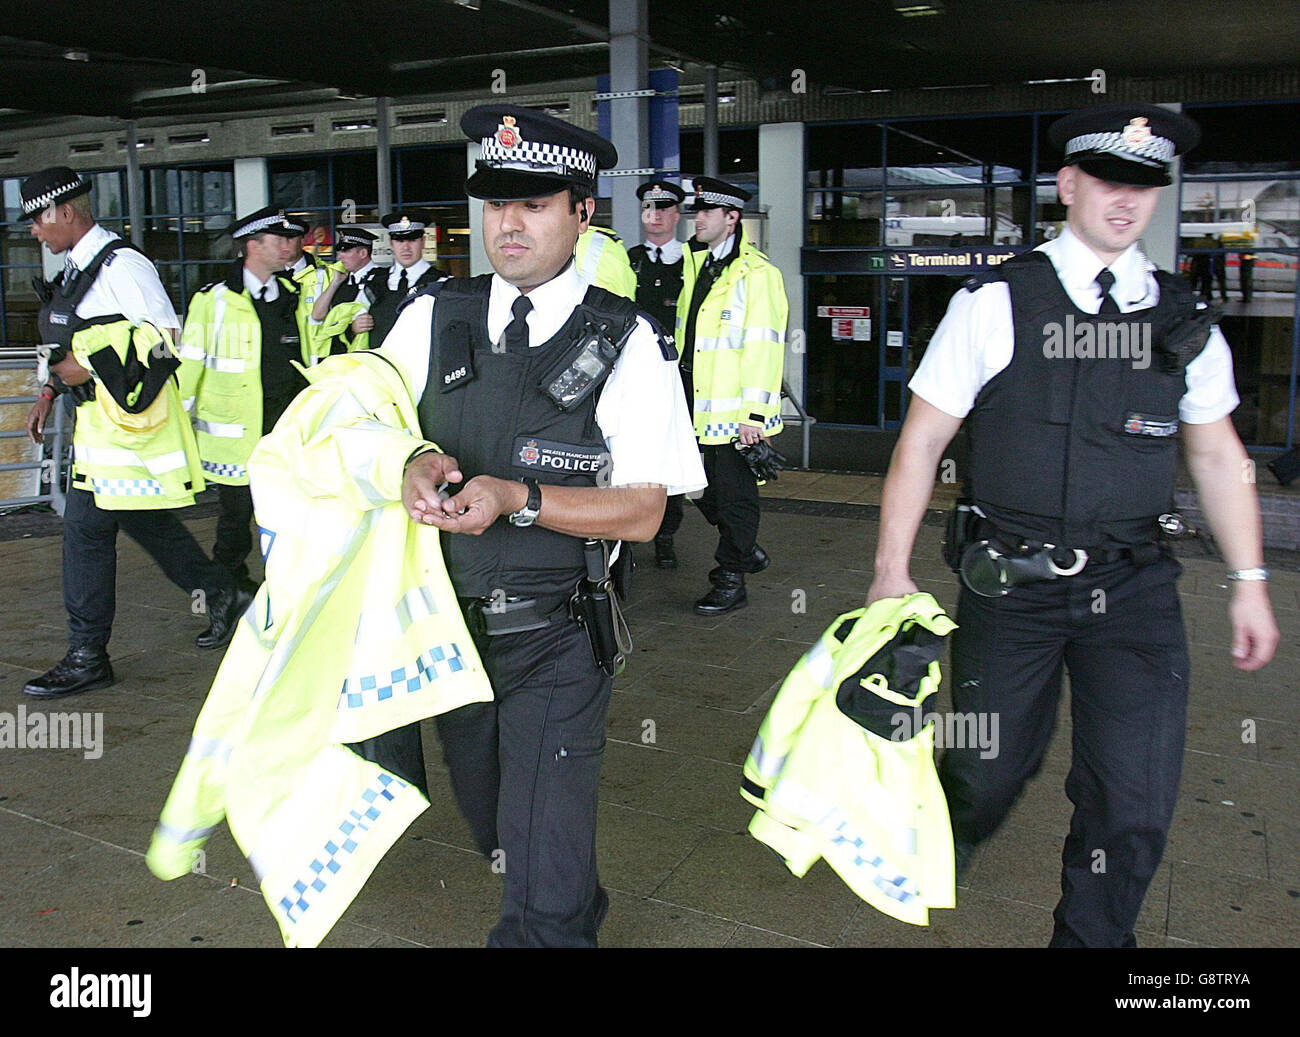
575 226 637 300
291 254 341 356
177 270 314 485
317 298 371 354
676 232 788 444
67 318 205 510
147 348 493 948
741 593 958 926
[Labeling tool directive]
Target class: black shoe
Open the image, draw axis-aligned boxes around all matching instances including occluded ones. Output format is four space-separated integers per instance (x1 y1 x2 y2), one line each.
196 584 255 650
708 545 770 583
654 535 677 569
954 838 977 884
23 646 115 698
695 571 747 616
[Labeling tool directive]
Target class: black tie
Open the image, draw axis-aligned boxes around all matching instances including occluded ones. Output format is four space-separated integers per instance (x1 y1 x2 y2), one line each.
258 285 269 302
504 294 533 354
1095 268 1120 314
397 269 409 295
653 246 662 264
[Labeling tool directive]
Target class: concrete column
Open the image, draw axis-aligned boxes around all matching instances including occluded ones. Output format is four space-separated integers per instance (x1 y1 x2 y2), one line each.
608 0 649 245
759 121 806 400
467 143 487 277
233 157 269 216
125 121 144 248
377 96 393 217
703 66 719 178
1142 102 1184 273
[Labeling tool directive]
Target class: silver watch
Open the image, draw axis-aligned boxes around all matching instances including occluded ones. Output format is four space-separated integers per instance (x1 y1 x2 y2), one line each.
1227 568 1269 582
508 478 542 527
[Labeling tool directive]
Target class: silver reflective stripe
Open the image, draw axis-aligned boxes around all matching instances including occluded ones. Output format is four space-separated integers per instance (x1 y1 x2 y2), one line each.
187 736 232 764
741 388 777 405
578 231 606 282
195 418 245 438
693 335 741 353
748 732 787 781
144 449 188 475
204 354 245 373
156 821 217 844
178 344 205 362
395 585 439 631
75 445 139 468
804 640 836 690
182 396 196 413
695 396 742 412
744 328 783 344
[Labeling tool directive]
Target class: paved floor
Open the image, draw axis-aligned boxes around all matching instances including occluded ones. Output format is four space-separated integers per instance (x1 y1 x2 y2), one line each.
0 476 1297 948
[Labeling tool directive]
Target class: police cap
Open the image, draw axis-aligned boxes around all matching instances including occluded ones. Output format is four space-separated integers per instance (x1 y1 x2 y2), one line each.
380 213 426 241
230 206 301 240
336 225 378 252
688 176 751 212
20 166 93 219
1049 103 1200 187
461 104 618 201
637 180 686 210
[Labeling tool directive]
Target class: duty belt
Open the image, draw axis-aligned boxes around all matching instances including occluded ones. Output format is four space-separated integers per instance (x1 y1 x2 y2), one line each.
463 595 569 636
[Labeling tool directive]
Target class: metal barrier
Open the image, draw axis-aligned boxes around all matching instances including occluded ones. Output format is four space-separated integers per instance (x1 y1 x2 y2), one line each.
0 354 69 516
780 379 816 470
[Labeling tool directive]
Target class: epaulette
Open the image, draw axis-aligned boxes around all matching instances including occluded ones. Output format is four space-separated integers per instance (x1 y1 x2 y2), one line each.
395 276 449 318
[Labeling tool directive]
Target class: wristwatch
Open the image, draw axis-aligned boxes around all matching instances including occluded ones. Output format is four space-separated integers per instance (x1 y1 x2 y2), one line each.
508 477 542 527
1227 568 1269 582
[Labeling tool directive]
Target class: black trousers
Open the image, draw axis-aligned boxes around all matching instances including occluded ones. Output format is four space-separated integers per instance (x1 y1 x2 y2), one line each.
697 443 760 570
435 612 613 947
62 487 227 651
937 552 1189 947
656 493 684 539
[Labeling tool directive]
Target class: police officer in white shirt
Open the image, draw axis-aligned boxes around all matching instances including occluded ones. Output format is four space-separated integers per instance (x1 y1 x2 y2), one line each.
867 105 1278 947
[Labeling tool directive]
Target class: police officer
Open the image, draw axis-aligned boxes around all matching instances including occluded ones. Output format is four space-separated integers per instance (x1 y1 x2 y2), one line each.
676 176 788 615
19 167 243 694
866 104 1280 947
310 226 383 354
627 180 688 567
179 206 312 621
574 222 637 299
378 104 703 946
366 213 442 347
283 215 337 354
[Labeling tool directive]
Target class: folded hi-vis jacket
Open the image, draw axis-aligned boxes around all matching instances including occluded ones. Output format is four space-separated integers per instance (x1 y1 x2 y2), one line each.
741 593 957 926
147 348 493 947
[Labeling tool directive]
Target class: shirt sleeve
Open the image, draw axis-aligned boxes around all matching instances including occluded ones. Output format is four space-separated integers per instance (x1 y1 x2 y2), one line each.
380 295 436 400
908 281 1014 419
1180 326 1240 424
103 251 180 332
597 318 707 496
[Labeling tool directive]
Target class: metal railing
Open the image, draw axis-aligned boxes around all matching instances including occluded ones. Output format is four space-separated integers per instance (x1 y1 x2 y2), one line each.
0 355 69 516
780 379 816 470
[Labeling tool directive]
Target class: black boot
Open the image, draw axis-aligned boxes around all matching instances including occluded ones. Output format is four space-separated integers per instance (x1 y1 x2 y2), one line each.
196 583 256 650
654 535 678 569
708 544 770 583
23 646 115 698
695 570 747 616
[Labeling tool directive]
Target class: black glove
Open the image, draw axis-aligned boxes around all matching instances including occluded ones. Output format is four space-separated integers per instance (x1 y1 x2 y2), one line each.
733 437 788 482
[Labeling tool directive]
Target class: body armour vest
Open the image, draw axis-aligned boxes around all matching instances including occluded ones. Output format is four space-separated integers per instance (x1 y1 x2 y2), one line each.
967 251 1210 548
251 287 305 404
628 244 684 331
37 238 140 352
416 275 639 602
369 267 441 348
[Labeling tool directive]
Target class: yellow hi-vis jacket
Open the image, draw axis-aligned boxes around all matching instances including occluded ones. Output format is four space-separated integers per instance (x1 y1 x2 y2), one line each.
291 255 342 355
147 348 493 948
741 593 958 926
177 274 315 486
575 225 637 300
68 319 206 510
316 298 371 354
676 230 788 444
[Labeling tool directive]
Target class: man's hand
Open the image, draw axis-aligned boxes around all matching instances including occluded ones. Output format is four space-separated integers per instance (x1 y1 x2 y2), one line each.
866 571 919 605
402 450 463 524
26 395 53 444
351 313 375 335
51 354 90 386
1228 583 1279 671
738 424 763 446
422 475 525 536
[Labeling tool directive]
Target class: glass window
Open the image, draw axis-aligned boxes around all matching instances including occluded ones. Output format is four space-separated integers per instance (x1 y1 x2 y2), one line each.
270 157 330 209
398 146 467 203
884 185 1028 246
1184 103 1300 175
886 116 1033 185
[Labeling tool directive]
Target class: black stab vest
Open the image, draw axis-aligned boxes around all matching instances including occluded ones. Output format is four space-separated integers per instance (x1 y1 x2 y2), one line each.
628 244 684 331
369 266 441 348
250 280 305 404
967 251 1207 548
37 238 140 350
416 276 639 602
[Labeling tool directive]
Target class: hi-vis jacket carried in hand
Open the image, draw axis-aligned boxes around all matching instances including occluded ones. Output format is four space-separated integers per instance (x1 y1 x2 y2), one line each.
67 318 206 509
741 593 958 926
147 349 493 948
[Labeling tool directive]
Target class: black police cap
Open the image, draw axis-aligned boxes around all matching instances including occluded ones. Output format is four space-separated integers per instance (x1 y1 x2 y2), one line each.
336 226 378 251
230 206 301 240
20 166 93 219
380 213 426 240
462 104 618 201
637 180 686 209
1048 104 1200 187
688 176 751 212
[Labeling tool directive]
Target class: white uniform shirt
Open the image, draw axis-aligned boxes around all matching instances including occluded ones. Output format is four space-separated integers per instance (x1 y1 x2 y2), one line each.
709 233 737 264
387 258 431 291
65 223 179 333
384 261 706 496
643 238 683 265
243 266 280 302
909 226 1239 424
348 260 378 288
288 255 311 277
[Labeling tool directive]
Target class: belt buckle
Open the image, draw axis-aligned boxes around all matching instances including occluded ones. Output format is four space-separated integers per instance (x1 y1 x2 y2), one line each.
1044 546 1088 577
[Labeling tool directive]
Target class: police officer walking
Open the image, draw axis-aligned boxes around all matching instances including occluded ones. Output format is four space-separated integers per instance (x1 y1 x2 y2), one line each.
866 104 1279 947
365 213 443 347
179 206 311 627
310 225 383 354
283 215 336 354
627 180 689 568
675 176 788 615
19 167 241 695
375 105 704 945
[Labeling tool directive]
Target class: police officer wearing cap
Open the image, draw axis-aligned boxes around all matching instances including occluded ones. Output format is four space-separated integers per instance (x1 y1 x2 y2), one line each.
867 104 1279 947
366 213 443 347
19 166 242 695
282 214 337 353
675 176 789 614
627 180 689 567
311 226 384 353
373 104 703 945
178 206 312 618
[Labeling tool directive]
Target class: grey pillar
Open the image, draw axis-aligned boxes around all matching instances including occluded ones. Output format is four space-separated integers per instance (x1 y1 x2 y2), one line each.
467 142 487 277
377 96 393 217
1143 102 1184 273
703 66 719 178
125 121 144 248
608 0 649 245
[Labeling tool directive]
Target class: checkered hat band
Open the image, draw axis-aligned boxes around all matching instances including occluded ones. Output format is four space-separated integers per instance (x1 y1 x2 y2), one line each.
643 187 678 202
1066 131 1175 164
234 213 291 237
22 178 86 214
338 232 370 246
480 136 598 178
386 222 425 234
697 189 746 209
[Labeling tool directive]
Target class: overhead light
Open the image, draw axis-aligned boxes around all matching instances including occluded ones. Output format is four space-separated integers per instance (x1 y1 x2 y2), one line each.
890 1 945 15
451 0 480 9
63 49 89 62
